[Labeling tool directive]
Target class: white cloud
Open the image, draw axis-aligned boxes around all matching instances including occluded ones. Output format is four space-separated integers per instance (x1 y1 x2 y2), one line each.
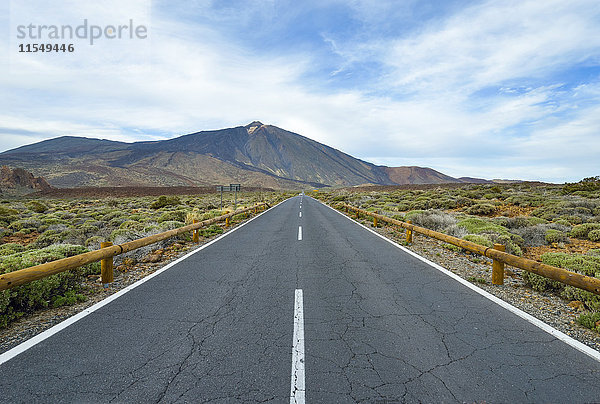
1 0 599 183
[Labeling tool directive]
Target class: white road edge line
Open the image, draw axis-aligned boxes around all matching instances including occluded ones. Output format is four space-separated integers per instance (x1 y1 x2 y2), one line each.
0 199 290 366
290 289 305 404
298 226 303 241
315 197 600 364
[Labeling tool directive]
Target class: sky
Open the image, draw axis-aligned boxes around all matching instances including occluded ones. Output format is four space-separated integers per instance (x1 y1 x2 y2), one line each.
1 0 599 183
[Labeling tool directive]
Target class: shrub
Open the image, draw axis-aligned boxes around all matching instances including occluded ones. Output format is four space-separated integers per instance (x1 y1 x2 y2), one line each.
156 221 185 232
34 229 71 248
553 218 572 228
407 210 457 232
84 236 105 249
110 229 141 243
589 230 600 242
463 234 493 248
545 229 568 244
496 234 523 256
570 223 600 240
0 243 25 256
119 220 144 230
466 203 496 216
514 224 569 247
576 312 600 332
562 287 600 312
150 196 181 209
27 201 47 213
158 211 186 223
0 244 99 327
52 290 86 308
404 210 426 221
457 217 509 236
541 252 600 277
200 224 224 238
0 205 19 215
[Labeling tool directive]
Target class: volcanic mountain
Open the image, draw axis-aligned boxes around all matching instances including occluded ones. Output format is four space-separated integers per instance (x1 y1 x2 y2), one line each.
0 121 464 189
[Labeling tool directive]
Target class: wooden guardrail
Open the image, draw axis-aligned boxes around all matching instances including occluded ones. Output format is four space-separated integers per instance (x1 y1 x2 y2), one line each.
339 203 600 296
0 203 269 291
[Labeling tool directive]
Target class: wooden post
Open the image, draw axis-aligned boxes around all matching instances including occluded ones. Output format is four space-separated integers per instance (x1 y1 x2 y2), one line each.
100 242 114 287
356 209 360 219
192 219 199 243
492 244 506 285
406 220 413 244
373 217 378 227
225 217 230 227
345 206 349 213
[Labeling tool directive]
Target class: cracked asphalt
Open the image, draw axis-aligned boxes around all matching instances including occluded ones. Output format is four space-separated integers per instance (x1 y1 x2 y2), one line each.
2 195 600 403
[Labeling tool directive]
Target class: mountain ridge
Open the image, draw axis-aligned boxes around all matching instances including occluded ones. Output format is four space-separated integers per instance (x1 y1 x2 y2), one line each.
0 122 491 189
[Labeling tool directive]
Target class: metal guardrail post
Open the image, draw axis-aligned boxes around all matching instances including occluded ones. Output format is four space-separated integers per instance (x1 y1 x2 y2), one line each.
406 220 413 244
492 244 506 285
100 242 114 287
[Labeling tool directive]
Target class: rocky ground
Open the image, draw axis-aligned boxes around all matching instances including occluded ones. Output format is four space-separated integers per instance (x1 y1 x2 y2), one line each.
2 208 600 357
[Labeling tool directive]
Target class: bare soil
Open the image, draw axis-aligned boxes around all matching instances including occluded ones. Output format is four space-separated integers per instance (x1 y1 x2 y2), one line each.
29 186 275 199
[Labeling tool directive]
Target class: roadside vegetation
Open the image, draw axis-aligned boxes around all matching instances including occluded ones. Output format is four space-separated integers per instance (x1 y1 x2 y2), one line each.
315 177 600 334
0 191 290 328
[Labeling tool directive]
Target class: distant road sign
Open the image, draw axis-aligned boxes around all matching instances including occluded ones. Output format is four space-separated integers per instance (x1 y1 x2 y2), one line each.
217 185 241 192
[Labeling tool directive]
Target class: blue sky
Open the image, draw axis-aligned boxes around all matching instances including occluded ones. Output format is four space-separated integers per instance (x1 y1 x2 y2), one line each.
1 0 599 182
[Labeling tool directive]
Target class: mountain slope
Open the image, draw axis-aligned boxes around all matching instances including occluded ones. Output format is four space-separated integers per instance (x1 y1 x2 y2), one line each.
0 122 464 188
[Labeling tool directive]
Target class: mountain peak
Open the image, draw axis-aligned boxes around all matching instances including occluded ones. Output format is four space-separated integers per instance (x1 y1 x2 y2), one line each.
246 121 265 134
246 121 264 127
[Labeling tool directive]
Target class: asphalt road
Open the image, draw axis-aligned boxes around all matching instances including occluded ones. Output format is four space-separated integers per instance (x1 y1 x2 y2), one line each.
2 195 600 403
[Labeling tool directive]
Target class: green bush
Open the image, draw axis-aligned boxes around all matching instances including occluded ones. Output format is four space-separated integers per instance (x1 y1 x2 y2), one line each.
522 271 563 292
110 229 140 242
589 230 600 242
150 196 181 209
562 287 600 312
85 236 105 249
466 203 496 216
570 223 600 240
200 224 224 237
576 312 600 332
540 252 600 277
545 229 568 244
28 201 47 213
0 243 25 256
119 220 144 231
0 244 99 328
496 234 523 256
34 229 72 248
457 217 510 236
404 210 426 221
52 290 86 308
463 234 493 248
158 211 186 223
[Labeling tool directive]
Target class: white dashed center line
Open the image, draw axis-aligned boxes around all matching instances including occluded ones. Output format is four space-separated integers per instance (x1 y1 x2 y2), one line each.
299 212 302 218
298 226 302 241
290 289 305 404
